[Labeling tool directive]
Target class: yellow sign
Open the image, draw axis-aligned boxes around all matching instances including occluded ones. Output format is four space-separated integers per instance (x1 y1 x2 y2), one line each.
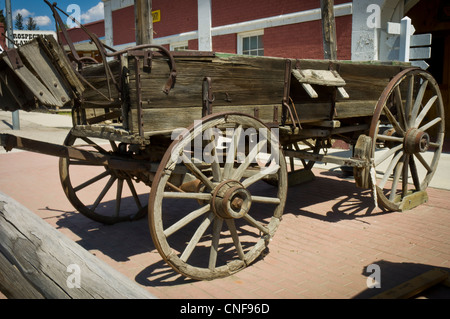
152 10 161 23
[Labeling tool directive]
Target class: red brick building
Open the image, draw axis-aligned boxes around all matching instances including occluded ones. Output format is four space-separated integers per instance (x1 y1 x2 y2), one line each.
102 0 353 60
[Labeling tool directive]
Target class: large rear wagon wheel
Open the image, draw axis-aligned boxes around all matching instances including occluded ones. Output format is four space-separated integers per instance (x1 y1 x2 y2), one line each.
149 113 287 280
370 68 445 211
59 131 149 224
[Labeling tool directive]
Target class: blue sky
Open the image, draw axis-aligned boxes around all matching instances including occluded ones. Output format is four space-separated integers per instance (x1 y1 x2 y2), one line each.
5 0 104 30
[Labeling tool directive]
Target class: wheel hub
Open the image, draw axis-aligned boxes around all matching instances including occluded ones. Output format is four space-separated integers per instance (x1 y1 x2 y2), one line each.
211 180 252 219
404 128 430 154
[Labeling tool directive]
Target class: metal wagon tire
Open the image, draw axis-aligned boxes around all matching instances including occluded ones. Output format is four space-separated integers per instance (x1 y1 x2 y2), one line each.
59 131 149 224
369 68 445 211
148 113 288 280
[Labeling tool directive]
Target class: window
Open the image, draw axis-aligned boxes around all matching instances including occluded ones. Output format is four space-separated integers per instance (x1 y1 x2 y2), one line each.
238 30 264 56
170 41 189 51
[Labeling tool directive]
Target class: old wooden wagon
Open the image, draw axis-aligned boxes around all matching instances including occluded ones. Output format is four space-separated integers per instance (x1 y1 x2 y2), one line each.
0 2 445 280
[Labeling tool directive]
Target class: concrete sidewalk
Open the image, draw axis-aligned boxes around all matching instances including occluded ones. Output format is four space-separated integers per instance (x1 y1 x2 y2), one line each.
0 110 73 154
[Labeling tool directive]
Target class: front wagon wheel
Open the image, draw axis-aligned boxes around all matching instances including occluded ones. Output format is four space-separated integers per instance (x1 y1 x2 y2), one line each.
148 113 288 280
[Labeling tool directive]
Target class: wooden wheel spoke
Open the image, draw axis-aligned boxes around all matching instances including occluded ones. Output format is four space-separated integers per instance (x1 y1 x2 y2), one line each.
180 212 214 262
125 178 143 210
92 176 117 210
383 105 405 136
415 95 437 128
163 204 211 238
419 117 442 132
225 219 245 261
376 134 404 143
115 179 124 217
409 155 421 191
389 159 404 202
231 139 268 181
402 154 410 198
81 137 108 153
251 195 281 205
243 214 270 235
223 125 243 180
181 153 215 190
163 192 211 201
374 144 402 167
414 153 433 173
242 163 280 188
394 86 407 129
379 151 403 189
208 217 224 270
409 80 428 127
74 170 110 192
405 75 414 122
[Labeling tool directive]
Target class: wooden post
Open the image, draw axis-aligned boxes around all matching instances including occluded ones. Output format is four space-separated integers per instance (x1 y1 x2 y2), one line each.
135 0 153 45
320 0 338 60
198 0 212 51
0 192 156 299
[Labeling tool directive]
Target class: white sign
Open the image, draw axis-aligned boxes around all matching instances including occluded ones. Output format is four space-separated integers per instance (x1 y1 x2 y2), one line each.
386 17 432 69
9 30 57 47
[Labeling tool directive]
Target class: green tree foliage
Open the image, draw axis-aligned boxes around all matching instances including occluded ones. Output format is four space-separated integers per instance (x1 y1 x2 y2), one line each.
15 13 24 30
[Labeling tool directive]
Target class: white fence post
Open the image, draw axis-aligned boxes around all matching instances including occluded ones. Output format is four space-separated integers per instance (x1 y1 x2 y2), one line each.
399 16 412 62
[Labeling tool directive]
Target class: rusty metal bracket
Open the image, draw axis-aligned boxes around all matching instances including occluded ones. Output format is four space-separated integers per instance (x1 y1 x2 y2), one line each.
202 77 214 117
116 44 177 95
5 49 24 70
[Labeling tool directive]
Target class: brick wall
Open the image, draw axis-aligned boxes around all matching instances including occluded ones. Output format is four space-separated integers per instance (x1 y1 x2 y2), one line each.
108 0 352 59
111 6 135 45
264 14 352 60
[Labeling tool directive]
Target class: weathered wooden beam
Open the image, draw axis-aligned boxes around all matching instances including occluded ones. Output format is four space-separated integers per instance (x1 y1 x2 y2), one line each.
371 268 449 299
135 0 153 45
320 0 338 60
0 192 156 299
0 133 157 173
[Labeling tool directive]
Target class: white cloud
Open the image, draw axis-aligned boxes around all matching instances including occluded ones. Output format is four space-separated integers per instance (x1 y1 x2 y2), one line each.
81 2 104 23
12 8 51 27
13 9 32 18
34 16 52 27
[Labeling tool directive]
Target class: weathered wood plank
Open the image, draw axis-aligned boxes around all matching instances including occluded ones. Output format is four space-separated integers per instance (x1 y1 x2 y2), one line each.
0 192 156 299
2 54 62 107
19 39 72 105
133 104 280 133
37 35 85 97
128 55 286 110
371 268 449 299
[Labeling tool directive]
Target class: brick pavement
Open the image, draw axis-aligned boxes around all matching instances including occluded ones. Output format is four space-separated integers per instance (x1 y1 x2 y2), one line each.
0 150 449 299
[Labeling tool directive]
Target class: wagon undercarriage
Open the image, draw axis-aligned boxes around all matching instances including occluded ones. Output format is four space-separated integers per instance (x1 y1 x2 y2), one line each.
0 1 445 280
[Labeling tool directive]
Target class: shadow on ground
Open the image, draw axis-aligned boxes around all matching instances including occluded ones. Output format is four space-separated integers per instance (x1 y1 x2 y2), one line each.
51 168 404 288
353 260 450 299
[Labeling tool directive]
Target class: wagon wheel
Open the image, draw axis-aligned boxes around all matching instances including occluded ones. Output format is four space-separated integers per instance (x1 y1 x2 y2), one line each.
369 68 445 211
59 131 149 224
149 113 288 280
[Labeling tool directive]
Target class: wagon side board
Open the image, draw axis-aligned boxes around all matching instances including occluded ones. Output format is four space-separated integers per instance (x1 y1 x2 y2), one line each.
124 54 408 135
